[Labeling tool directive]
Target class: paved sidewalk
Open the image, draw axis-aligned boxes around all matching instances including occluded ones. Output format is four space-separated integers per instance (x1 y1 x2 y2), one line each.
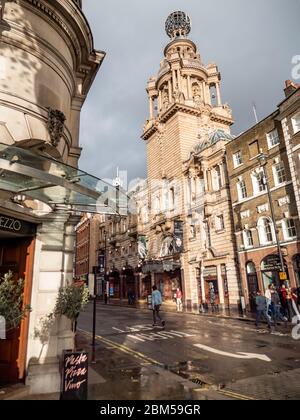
225 368 300 400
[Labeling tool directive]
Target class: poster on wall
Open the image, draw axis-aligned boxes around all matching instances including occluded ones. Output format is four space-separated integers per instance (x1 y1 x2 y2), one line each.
159 221 184 258
138 235 148 260
173 220 184 253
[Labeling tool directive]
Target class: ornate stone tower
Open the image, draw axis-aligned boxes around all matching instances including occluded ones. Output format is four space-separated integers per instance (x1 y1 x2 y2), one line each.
142 12 239 310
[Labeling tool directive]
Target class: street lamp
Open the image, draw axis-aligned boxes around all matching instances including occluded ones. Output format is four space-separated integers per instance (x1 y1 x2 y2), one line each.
104 230 108 304
257 151 286 277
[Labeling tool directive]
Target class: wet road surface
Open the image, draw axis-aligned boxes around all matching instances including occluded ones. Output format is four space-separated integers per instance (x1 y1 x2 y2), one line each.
78 303 300 399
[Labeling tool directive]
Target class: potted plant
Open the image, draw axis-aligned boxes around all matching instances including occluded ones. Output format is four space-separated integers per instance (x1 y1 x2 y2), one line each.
54 282 89 332
0 271 31 338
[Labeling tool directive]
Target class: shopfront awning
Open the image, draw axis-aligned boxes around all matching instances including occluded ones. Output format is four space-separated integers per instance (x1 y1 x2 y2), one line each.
0 143 128 215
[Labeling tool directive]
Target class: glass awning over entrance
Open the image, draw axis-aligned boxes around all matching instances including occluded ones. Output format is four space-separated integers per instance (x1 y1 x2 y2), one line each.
0 143 128 215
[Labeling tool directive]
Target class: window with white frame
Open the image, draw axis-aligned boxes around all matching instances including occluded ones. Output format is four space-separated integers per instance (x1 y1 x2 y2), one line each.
233 151 243 168
153 195 160 215
212 166 222 191
169 187 175 211
267 129 280 149
243 230 254 248
252 170 266 195
188 217 196 239
216 214 225 231
257 217 274 245
282 219 297 240
292 112 300 134
273 162 286 186
237 179 247 200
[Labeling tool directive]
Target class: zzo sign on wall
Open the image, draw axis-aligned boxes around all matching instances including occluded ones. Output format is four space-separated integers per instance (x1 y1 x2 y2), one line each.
0 214 36 236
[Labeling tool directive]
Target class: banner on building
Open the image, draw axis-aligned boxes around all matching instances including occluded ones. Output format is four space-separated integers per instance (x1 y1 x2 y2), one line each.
138 235 148 260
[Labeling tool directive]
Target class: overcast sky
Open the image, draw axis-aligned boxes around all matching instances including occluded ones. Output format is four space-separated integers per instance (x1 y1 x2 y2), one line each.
79 0 300 184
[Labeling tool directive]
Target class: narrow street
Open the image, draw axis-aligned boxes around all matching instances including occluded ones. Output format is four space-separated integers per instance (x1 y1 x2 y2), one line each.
77 303 300 400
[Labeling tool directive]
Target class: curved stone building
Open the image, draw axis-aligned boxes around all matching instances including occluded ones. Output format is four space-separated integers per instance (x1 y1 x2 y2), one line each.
0 0 104 392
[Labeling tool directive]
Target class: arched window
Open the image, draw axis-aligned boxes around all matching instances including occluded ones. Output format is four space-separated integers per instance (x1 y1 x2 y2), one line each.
257 217 275 245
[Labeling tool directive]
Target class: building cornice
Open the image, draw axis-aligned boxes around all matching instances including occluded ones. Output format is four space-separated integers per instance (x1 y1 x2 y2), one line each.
22 0 105 95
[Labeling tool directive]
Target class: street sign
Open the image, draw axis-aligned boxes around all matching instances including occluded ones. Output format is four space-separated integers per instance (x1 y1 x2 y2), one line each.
279 272 287 281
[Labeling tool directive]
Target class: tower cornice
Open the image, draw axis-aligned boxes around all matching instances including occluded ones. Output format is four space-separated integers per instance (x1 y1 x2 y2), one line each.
142 103 233 141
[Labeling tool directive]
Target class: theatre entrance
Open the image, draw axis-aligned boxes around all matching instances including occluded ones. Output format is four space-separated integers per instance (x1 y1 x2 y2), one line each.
0 216 36 384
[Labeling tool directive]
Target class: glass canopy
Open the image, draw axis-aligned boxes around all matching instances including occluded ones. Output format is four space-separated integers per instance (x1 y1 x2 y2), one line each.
0 143 128 215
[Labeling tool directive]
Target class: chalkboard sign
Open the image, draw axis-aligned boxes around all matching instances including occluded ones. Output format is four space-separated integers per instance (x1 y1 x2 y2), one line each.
61 350 88 400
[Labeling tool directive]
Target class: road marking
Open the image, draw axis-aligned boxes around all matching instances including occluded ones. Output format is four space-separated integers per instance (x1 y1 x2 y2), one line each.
194 344 271 362
79 329 164 367
217 389 255 400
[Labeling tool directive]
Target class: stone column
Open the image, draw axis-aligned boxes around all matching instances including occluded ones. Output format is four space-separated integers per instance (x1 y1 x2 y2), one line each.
217 264 225 305
206 85 212 106
168 79 172 103
148 96 154 120
216 82 222 106
187 75 192 99
158 90 162 112
172 69 177 91
177 69 182 92
26 212 80 394
202 82 206 103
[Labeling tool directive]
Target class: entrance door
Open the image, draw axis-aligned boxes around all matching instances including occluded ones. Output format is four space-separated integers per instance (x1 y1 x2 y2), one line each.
0 237 35 384
246 262 259 312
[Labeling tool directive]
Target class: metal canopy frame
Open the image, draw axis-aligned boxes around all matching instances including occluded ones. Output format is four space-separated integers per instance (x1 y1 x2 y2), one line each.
0 143 128 216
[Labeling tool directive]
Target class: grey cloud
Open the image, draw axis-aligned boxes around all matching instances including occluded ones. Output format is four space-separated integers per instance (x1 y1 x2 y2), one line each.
79 0 300 183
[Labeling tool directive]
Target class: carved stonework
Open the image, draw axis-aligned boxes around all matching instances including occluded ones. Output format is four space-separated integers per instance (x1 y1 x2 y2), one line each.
0 0 6 20
47 108 66 147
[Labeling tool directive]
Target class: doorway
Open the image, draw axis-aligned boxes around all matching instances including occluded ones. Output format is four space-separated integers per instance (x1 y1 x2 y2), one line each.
0 235 35 384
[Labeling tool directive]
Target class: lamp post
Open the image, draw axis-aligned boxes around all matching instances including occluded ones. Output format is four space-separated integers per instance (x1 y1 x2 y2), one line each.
91 264 98 363
257 152 286 277
104 230 108 304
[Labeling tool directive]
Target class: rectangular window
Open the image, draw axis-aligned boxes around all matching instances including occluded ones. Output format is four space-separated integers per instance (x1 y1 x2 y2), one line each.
273 162 286 186
267 129 280 148
285 219 297 238
292 112 300 134
233 151 243 168
237 180 247 200
253 171 267 194
244 230 254 248
216 215 225 231
249 140 260 158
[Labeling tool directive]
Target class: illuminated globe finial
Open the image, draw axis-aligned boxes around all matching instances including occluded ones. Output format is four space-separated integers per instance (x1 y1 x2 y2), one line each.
165 11 191 40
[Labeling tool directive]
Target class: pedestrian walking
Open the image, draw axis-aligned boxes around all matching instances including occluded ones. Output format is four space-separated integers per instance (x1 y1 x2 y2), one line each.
176 288 183 312
255 291 272 329
151 285 165 328
209 283 219 313
291 288 300 322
